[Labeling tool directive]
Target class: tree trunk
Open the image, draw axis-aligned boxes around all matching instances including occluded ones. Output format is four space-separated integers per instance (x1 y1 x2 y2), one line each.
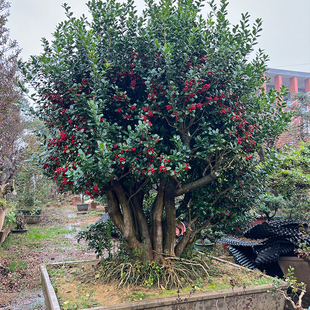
150 179 166 261
175 217 197 257
131 193 153 261
164 181 176 256
106 183 152 261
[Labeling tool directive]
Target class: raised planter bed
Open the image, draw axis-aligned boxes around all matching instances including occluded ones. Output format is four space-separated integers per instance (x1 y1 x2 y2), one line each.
40 258 287 310
0 225 11 246
0 208 6 231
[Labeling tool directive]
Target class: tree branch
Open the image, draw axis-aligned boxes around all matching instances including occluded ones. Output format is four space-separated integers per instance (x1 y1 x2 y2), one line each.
174 172 219 197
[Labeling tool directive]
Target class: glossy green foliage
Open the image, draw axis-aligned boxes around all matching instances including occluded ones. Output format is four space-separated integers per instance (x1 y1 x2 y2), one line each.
20 0 291 232
269 143 310 219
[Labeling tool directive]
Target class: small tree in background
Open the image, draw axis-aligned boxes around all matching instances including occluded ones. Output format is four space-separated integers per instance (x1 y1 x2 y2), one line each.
0 0 23 197
20 0 291 261
255 193 286 221
268 142 310 220
277 92 310 149
8 118 55 209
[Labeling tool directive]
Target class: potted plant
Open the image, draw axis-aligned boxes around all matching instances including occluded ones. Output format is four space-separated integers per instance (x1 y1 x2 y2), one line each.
194 238 214 252
17 196 36 215
12 213 27 233
89 201 97 209
23 206 42 224
77 194 89 212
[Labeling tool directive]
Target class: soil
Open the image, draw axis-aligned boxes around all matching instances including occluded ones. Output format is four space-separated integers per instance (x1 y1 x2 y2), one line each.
47 259 274 309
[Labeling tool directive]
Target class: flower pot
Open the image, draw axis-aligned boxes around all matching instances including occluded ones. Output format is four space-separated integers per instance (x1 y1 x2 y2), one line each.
194 242 214 252
24 215 41 224
72 198 77 204
194 243 205 252
90 202 97 209
77 203 89 212
278 256 310 296
0 208 6 231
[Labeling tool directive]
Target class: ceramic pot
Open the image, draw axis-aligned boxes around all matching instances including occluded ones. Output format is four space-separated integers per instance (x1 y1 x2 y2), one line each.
77 203 89 212
278 256 310 296
90 202 97 209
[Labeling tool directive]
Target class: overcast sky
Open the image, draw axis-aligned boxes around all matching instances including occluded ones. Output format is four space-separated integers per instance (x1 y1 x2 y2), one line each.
7 0 310 73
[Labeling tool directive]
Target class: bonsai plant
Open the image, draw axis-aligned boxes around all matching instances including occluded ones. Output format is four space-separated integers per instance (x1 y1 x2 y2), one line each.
20 0 291 290
13 213 27 232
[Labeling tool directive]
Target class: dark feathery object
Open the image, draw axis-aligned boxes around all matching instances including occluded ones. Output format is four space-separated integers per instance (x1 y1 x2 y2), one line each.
217 220 307 277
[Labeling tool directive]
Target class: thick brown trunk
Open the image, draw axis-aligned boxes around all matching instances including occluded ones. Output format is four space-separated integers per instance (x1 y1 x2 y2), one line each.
151 180 166 261
105 190 124 234
131 194 153 261
164 181 176 256
107 184 146 260
175 216 198 257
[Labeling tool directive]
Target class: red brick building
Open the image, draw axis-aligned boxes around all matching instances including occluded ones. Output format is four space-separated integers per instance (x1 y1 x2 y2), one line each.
264 69 310 147
264 68 310 99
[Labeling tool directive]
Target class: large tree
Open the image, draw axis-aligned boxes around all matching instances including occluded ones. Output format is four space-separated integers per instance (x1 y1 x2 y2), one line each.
0 0 23 198
20 0 291 261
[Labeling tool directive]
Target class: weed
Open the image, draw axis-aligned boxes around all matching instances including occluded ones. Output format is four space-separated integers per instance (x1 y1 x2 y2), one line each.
130 291 146 301
8 260 27 272
59 289 101 309
9 261 17 272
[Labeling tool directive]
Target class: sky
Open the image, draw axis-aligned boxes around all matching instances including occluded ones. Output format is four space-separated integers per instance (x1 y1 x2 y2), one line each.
6 0 310 73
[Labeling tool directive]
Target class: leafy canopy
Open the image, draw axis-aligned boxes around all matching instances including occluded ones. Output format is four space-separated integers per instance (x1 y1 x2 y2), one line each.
20 0 290 198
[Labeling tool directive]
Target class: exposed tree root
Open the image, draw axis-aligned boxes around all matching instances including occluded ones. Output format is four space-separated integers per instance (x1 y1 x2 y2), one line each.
79 254 210 289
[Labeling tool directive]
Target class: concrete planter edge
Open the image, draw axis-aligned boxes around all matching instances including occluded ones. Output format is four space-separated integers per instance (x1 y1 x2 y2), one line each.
0 208 7 231
41 258 287 310
0 224 11 246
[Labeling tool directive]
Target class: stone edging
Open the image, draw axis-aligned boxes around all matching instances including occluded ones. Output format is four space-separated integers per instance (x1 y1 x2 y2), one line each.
40 265 61 310
41 258 288 310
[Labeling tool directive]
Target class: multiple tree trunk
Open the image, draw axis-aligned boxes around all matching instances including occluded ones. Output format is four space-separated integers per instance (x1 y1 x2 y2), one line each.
104 172 218 261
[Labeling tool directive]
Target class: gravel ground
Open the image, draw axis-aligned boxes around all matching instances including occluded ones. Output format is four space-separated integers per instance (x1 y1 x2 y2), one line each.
0 198 104 310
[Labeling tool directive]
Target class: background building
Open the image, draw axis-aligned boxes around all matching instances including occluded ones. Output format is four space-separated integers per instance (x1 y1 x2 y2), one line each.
265 68 310 100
